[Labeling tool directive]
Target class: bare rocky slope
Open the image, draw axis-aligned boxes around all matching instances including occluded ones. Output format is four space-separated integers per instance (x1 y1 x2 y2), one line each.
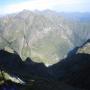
0 10 90 65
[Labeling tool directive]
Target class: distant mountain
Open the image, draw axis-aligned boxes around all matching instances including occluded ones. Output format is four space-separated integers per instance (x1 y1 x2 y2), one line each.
0 10 90 65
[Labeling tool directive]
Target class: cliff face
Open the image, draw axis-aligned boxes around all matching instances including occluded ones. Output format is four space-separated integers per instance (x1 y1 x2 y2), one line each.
0 10 90 64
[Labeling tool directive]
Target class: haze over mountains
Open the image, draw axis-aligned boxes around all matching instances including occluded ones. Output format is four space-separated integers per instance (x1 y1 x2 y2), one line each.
0 10 90 65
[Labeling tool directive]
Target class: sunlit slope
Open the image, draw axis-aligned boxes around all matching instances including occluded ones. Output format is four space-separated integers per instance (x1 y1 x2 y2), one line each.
0 10 90 64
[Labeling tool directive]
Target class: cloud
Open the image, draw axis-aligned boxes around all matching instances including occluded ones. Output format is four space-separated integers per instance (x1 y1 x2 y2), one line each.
0 0 90 14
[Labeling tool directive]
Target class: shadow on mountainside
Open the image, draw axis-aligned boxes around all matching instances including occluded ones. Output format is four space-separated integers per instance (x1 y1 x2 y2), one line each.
0 49 50 80
49 39 90 90
49 53 90 90
0 41 90 90
68 39 90 57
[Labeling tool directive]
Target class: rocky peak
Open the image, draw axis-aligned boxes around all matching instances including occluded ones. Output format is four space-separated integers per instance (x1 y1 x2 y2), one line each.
77 39 90 54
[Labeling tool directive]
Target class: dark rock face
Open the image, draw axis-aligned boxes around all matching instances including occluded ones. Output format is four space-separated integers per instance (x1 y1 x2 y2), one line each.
49 53 90 89
0 49 25 78
0 49 24 70
49 40 90 89
65 54 90 90
63 54 90 90
0 50 50 79
24 57 50 78
0 80 21 90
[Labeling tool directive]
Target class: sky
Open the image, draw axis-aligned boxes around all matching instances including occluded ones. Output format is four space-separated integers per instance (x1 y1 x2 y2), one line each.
0 0 90 15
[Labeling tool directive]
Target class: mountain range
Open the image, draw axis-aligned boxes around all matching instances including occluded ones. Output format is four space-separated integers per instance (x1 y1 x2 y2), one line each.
0 10 90 65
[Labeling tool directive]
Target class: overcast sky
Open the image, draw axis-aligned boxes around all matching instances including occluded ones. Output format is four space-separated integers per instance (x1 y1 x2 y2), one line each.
0 0 90 15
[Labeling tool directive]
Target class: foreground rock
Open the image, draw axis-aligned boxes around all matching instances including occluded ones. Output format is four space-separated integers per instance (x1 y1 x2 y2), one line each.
0 40 90 89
